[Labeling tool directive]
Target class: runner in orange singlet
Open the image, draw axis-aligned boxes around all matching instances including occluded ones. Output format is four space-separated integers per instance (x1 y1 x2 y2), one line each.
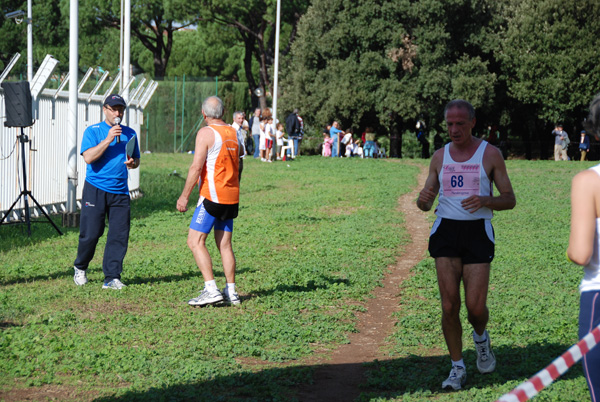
177 96 244 307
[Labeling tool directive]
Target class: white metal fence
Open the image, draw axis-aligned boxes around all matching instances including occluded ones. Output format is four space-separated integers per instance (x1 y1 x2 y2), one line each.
0 54 157 223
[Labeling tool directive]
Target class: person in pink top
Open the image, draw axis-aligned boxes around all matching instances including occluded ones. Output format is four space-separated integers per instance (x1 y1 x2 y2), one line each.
322 133 333 157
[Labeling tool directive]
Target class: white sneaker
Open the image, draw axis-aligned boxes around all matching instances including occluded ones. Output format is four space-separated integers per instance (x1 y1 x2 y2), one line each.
442 365 466 390
188 289 224 306
73 266 88 286
102 279 126 290
222 287 241 305
474 330 496 373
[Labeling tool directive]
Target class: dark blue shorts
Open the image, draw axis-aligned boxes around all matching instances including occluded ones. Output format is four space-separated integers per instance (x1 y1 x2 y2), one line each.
579 290 600 401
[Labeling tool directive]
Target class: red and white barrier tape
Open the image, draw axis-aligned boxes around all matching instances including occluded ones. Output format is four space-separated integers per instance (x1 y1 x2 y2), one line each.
496 324 600 402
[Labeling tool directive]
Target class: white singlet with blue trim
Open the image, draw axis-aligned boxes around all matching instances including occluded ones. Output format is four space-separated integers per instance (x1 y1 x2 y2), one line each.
580 164 600 293
435 140 493 221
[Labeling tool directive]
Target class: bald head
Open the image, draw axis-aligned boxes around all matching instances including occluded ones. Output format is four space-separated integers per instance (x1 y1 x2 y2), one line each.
202 96 224 119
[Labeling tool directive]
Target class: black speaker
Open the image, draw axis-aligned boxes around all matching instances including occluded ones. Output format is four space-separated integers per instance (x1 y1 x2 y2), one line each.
2 81 33 128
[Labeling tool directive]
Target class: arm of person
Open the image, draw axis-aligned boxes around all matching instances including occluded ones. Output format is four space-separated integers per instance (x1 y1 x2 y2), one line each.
416 149 442 211
461 146 516 213
568 170 600 265
176 127 210 212
82 125 121 164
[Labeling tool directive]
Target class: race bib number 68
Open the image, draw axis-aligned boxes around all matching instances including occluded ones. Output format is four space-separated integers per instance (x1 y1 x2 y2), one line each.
442 163 480 197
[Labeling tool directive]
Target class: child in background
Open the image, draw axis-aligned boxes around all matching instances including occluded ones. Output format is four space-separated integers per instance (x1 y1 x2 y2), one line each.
259 116 267 162
354 139 364 158
264 117 274 162
276 123 285 160
323 133 334 157
345 136 356 157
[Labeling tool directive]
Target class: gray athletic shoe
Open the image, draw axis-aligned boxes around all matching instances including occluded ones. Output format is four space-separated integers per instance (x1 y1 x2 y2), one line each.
73 266 88 286
102 279 126 290
222 287 241 305
474 330 496 374
188 289 224 306
442 365 467 390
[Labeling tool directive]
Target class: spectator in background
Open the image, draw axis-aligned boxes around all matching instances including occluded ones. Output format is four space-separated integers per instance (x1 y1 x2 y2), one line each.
552 124 569 161
275 123 285 160
232 111 247 180
249 108 261 158
330 121 345 157
341 128 353 157
263 115 275 163
416 118 430 158
286 109 301 159
322 132 333 157
580 130 591 161
363 127 377 158
567 94 600 402
296 113 305 156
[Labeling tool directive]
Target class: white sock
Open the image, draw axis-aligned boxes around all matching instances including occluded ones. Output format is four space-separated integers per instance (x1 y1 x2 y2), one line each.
452 359 465 369
473 330 487 343
226 283 236 293
204 280 218 292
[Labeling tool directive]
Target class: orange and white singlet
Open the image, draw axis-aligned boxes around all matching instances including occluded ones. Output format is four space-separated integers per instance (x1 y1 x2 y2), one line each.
199 124 240 205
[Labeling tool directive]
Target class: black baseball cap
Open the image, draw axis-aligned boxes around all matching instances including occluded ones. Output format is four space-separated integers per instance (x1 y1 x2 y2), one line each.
104 94 126 107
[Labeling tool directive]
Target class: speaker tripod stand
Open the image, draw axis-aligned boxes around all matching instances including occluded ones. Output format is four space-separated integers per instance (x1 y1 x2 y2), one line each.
0 128 63 236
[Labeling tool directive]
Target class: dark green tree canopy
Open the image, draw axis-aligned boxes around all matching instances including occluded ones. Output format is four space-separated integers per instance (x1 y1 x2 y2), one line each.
280 0 499 134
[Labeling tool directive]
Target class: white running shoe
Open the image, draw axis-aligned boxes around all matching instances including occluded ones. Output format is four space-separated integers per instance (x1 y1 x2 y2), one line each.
102 279 126 290
188 289 224 306
474 330 496 373
442 365 467 390
73 266 88 286
222 287 241 305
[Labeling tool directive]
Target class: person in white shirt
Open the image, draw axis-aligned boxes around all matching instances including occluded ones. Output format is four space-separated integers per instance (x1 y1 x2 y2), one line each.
417 99 516 391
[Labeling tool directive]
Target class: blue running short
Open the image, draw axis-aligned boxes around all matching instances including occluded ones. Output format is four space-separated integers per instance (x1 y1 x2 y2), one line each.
190 203 233 234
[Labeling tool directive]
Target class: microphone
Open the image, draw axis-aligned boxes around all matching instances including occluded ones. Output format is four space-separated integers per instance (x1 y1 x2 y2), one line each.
114 117 121 143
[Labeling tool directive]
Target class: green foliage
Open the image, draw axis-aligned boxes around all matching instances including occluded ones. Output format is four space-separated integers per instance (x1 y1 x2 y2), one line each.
497 0 600 125
166 26 245 80
280 0 501 135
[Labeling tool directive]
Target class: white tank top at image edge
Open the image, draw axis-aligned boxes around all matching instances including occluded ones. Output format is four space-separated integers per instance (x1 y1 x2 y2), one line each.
580 164 600 293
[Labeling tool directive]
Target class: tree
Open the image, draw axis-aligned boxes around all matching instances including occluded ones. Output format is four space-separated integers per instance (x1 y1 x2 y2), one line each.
192 0 310 110
280 0 499 152
80 0 198 78
163 23 245 80
496 0 600 158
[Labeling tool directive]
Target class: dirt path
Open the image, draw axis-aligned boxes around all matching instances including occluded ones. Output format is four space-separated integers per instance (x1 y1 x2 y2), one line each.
295 163 430 402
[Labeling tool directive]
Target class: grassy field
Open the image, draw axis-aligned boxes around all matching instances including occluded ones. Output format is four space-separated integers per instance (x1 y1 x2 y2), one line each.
0 155 593 401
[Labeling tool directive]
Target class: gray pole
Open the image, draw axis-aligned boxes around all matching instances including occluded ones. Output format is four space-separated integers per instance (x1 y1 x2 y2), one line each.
66 0 78 217
122 0 131 108
26 0 32 82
